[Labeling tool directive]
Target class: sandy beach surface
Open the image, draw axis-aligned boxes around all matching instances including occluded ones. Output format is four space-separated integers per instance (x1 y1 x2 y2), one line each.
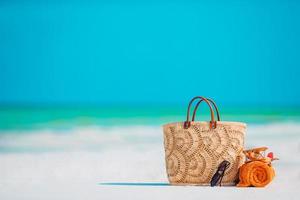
0 123 299 199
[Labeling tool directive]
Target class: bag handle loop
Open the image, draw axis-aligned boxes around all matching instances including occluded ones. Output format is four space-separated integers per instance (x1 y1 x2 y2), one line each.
184 96 217 129
192 98 221 122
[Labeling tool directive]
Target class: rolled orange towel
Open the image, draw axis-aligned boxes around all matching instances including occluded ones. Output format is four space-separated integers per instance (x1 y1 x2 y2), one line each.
237 161 275 187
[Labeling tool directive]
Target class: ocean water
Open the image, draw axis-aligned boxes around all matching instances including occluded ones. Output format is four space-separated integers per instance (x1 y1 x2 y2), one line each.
0 106 300 152
1 105 300 130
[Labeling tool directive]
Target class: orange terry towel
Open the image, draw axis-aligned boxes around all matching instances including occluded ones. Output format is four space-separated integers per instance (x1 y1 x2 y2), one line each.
237 161 275 187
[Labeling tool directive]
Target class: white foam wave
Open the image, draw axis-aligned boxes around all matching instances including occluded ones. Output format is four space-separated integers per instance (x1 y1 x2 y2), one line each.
0 126 162 152
0 122 299 152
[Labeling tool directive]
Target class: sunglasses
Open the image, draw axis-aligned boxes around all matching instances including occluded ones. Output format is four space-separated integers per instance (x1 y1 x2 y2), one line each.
210 160 230 187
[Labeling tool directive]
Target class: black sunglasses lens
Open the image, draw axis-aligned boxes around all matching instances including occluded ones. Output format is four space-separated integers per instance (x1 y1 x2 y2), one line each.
210 160 230 187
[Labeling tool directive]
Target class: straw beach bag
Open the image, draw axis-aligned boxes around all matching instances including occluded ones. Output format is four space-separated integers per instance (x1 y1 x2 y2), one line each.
163 96 246 185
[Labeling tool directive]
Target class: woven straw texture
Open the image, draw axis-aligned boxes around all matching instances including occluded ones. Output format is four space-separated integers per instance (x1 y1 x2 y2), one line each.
163 121 246 185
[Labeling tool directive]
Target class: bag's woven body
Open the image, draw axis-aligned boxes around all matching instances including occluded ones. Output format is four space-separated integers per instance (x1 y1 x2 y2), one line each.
163 97 246 185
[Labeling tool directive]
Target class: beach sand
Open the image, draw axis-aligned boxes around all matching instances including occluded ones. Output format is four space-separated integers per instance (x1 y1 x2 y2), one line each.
0 123 299 199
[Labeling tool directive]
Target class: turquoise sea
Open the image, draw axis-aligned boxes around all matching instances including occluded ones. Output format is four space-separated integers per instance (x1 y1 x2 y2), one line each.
1 105 300 130
1 105 300 154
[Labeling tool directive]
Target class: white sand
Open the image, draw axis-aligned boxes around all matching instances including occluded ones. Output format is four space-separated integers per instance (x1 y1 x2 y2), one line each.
0 123 299 199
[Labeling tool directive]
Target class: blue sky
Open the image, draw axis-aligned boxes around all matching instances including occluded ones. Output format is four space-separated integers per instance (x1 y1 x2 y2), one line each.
0 0 299 106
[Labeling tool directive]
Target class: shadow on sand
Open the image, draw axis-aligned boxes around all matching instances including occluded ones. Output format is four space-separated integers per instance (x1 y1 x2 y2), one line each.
99 182 171 186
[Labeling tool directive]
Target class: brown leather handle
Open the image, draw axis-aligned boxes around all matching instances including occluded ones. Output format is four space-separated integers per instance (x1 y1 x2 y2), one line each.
184 96 216 129
192 98 220 121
